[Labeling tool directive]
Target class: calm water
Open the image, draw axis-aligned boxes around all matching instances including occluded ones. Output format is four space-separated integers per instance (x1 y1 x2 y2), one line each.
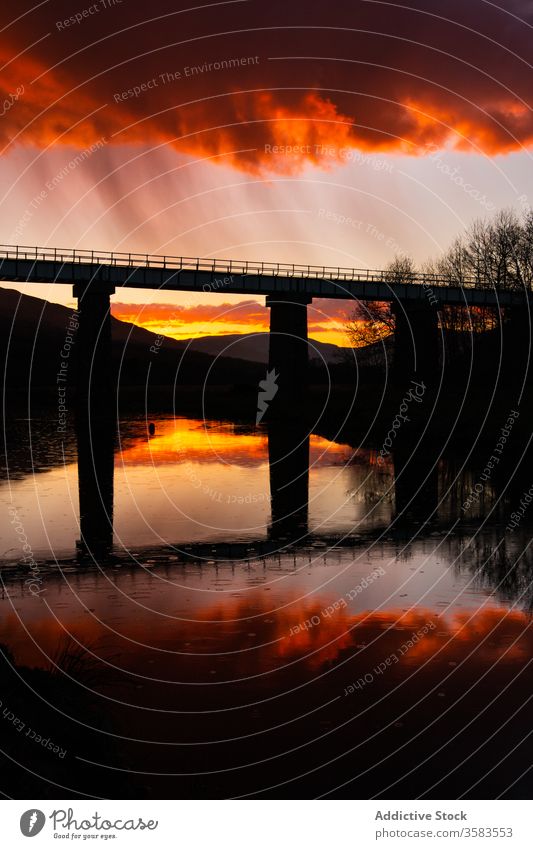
1 414 533 799
2 416 391 558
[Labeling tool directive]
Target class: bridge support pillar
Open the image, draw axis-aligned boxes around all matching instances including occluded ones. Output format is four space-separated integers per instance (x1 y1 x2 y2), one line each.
73 283 115 423
73 283 116 558
76 413 115 558
504 305 532 383
393 441 439 526
265 294 312 417
393 301 439 386
268 421 309 541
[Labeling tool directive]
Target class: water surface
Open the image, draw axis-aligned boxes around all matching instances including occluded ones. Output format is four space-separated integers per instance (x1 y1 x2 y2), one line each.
1 414 532 799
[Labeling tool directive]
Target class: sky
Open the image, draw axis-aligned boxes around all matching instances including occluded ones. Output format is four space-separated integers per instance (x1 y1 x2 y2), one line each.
1 0 533 346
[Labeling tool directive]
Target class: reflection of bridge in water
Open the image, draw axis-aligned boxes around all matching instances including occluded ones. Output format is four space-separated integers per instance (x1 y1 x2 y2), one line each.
77 417 444 561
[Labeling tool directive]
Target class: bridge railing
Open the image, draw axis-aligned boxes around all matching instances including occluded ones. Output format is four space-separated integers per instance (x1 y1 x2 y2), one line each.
0 243 480 287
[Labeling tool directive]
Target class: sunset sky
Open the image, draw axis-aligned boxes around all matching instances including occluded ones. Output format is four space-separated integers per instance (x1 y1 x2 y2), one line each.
1 0 533 345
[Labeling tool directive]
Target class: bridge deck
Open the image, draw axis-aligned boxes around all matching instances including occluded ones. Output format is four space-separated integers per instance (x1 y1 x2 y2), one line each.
0 244 529 305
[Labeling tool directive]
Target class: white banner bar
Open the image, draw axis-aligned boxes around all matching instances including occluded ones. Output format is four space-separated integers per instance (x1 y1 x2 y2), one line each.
1 800 531 847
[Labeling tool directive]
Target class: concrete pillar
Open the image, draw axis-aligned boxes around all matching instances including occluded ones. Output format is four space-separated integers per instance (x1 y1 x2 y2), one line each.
268 421 309 541
76 419 114 558
265 294 311 417
393 301 439 386
74 282 115 558
503 305 532 384
393 441 439 526
74 282 115 423
391 302 439 526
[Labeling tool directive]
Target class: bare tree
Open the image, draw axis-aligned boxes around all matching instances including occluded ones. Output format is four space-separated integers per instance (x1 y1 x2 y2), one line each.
436 236 470 285
344 208 533 356
426 208 533 337
436 209 532 292
345 255 416 349
517 209 533 289
345 300 394 349
383 254 417 286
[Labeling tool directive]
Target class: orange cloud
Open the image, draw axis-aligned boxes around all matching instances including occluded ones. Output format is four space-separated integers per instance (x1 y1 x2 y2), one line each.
111 298 352 345
117 418 354 469
4 598 531 685
2 0 533 172
111 299 268 340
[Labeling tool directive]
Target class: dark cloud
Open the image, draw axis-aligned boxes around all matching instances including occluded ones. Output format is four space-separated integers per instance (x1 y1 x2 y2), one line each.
2 0 533 170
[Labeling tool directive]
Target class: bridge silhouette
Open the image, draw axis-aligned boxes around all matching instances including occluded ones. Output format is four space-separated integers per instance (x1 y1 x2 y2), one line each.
0 243 530 304
3 242 524 560
1 242 530 418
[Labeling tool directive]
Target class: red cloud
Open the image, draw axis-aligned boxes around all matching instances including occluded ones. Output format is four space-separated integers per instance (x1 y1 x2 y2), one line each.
111 299 266 324
111 298 352 343
111 297 350 325
2 0 533 172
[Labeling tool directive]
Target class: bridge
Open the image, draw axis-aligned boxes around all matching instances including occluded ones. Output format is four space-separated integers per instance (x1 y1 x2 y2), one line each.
1 243 530 415
0 243 529 303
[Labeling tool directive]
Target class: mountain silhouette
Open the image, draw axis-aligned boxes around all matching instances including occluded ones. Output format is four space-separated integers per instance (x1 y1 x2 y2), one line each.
179 332 347 364
0 288 263 392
